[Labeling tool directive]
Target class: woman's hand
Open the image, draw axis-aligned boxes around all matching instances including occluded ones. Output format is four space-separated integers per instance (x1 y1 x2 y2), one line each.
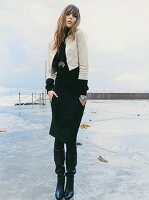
48 91 58 102
79 95 87 106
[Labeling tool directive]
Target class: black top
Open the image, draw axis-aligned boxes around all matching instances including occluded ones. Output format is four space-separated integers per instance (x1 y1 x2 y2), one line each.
45 27 89 95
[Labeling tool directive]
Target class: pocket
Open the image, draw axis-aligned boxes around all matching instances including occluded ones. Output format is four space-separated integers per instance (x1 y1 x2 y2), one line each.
51 95 56 103
51 95 59 114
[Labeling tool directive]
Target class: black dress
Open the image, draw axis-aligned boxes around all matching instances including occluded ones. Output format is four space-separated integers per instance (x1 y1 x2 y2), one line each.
46 28 89 143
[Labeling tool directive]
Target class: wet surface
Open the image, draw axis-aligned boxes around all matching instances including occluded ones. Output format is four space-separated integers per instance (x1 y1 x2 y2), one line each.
0 100 149 199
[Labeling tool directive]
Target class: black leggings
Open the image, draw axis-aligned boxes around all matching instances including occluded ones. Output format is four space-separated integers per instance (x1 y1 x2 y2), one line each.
54 138 77 156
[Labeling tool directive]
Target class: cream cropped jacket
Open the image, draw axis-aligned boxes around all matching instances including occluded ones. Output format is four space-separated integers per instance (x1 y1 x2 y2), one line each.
47 29 89 80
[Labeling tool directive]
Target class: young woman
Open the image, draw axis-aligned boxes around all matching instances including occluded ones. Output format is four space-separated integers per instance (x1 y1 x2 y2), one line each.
45 4 89 200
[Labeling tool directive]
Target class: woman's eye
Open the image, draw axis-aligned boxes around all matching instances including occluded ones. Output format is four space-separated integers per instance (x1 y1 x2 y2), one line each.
66 13 77 18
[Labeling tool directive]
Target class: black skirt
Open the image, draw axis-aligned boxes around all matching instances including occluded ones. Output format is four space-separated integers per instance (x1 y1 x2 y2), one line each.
49 65 86 143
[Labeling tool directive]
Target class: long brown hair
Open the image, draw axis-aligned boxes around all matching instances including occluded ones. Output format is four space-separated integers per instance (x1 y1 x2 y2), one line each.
52 5 80 54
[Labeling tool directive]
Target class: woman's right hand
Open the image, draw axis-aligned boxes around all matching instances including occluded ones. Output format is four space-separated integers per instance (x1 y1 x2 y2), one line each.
48 91 58 102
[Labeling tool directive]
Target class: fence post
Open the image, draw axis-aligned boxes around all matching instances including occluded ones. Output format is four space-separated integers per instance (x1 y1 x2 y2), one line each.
32 92 33 105
42 93 44 105
19 93 21 106
39 93 41 105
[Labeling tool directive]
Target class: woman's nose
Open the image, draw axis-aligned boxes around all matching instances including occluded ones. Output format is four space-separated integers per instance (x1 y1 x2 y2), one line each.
69 14 73 19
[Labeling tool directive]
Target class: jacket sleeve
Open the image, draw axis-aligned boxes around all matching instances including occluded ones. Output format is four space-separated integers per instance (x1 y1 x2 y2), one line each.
45 78 54 94
78 79 89 95
45 41 56 94
77 30 89 95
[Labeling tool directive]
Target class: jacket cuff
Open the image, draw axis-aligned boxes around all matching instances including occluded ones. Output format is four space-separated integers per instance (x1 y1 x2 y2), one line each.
78 79 89 95
45 78 54 94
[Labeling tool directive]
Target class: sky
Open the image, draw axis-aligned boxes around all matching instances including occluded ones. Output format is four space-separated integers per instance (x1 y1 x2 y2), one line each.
0 0 149 92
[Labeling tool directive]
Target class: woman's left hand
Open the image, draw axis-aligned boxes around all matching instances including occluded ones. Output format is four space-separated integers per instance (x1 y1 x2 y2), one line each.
79 95 87 106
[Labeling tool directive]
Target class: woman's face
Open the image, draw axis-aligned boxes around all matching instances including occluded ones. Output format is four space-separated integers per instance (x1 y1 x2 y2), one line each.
65 11 77 28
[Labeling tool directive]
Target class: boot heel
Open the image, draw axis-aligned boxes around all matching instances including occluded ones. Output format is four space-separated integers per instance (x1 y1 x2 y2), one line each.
69 197 74 200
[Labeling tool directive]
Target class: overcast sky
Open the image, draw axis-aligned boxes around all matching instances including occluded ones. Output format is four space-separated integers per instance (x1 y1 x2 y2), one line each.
0 0 149 92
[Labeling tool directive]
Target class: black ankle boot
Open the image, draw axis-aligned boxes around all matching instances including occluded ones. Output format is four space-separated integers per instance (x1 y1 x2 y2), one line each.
54 148 65 200
64 154 77 200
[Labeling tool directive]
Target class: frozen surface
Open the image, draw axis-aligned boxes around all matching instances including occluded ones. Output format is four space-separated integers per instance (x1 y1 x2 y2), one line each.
0 100 149 200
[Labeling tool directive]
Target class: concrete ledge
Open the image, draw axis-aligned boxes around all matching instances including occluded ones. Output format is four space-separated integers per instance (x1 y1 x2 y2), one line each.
87 93 149 99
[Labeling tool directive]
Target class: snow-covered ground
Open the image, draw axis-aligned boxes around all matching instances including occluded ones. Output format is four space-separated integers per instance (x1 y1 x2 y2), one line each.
0 99 149 199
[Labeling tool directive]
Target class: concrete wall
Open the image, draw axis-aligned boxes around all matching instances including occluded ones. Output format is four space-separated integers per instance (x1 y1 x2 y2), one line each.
87 93 149 100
